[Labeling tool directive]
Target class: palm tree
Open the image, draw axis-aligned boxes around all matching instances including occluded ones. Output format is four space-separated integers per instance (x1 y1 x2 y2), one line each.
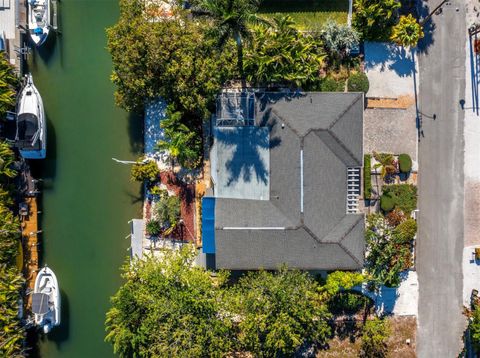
191 0 269 83
373 152 396 179
390 14 424 48
0 56 18 119
156 110 201 169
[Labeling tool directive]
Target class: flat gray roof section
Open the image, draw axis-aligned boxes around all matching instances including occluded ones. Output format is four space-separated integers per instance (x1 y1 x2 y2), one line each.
213 92 365 270
211 127 270 200
130 219 144 259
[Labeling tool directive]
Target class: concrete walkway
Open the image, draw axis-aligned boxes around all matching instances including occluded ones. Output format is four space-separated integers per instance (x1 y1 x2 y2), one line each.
416 0 467 357
355 271 419 316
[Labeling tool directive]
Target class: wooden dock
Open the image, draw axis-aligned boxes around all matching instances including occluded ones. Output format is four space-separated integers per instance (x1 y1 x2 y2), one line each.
21 196 39 311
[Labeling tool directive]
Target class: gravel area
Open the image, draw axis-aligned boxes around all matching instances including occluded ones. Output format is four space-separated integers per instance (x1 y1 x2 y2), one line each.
363 105 417 161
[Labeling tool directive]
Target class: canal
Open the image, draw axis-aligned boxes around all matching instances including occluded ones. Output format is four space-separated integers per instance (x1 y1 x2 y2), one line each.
28 0 142 357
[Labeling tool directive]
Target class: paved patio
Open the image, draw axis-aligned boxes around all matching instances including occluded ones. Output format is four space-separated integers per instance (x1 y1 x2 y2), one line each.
363 105 418 161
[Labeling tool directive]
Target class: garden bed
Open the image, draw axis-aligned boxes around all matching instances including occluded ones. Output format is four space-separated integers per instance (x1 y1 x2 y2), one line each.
258 0 349 31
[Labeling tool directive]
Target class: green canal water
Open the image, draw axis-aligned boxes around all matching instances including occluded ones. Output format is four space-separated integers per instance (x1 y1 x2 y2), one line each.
28 0 143 357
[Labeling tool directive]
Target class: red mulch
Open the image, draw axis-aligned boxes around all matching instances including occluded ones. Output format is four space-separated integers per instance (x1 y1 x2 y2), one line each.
159 171 196 243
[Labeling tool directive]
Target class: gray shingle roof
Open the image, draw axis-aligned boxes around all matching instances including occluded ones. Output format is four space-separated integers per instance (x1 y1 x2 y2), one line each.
213 92 365 270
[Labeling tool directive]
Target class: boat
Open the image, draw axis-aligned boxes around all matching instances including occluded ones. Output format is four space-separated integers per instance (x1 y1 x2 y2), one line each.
16 74 46 159
27 0 51 47
32 266 60 333
0 31 6 52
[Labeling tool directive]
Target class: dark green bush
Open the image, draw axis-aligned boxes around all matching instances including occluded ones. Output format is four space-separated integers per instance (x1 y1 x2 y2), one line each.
321 76 345 92
328 291 372 315
146 220 161 236
382 184 417 214
380 193 395 212
398 153 412 173
347 72 369 93
364 154 372 199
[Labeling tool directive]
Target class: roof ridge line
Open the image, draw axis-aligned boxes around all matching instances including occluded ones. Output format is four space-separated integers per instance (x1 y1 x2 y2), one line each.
327 94 363 131
270 108 302 138
322 129 362 166
338 216 364 266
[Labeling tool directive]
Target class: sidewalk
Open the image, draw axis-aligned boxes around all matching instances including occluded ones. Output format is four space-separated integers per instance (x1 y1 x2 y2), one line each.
464 0 480 309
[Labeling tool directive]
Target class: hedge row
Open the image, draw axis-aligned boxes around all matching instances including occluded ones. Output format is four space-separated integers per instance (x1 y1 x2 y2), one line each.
364 154 372 200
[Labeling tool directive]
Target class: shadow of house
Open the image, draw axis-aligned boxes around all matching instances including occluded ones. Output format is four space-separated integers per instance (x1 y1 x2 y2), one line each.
203 91 366 271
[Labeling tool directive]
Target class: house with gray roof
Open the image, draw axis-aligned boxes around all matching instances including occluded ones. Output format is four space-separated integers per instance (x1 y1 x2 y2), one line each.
202 91 365 271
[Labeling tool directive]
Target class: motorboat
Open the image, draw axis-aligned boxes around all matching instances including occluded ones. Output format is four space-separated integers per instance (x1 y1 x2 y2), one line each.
0 31 6 52
32 266 60 333
27 0 51 46
16 74 46 159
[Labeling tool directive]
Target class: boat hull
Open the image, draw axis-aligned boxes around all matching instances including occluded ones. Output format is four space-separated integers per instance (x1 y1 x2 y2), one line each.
33 266 60 332
16 74 47 159
28 0 51 47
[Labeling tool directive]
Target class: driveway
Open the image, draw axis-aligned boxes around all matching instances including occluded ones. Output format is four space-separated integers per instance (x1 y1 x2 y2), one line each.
364 42 418 98
363 105 418 161
416 1 467 357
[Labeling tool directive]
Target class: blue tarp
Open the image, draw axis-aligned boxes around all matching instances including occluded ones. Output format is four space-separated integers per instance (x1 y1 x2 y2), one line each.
202 197 215 254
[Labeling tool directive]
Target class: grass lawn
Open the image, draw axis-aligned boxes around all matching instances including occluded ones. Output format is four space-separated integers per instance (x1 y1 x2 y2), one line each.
258 0 349 31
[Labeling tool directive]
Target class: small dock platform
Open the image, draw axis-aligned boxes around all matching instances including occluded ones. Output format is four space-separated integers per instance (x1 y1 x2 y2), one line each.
21 196 39 311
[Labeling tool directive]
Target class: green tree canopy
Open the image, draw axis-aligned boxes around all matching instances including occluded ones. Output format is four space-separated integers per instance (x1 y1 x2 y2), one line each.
191 0 267 80
107 0 235 114
227 268 332 357
105 246 234 358
244 16 325 87
0 265 25 358
130 158 159 182
352 0 401 40
156 107 203 169
391 14 424 48
0 56 18 120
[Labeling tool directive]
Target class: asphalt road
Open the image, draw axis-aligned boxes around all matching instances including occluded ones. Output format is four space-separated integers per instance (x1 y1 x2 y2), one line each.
416 1 467 357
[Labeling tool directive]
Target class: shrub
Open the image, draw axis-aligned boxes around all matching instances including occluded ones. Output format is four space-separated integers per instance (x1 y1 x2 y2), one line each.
156 194 181 229
385 208 406 227
348 72 369 93
365 214 412 287
130 159 159 182
360 317 390 358
393 218 417 243
380 193 395 212
146 220 161 236
328 291 372 315
364 154 372 199
321 20 360 62
321 76 345 92
470 303 480 353
382 184 417 214
398 153 412 173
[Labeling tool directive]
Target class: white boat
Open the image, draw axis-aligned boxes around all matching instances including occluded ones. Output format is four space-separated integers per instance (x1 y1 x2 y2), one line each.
16 74 46 159
27 0 51 46
32 266 60 333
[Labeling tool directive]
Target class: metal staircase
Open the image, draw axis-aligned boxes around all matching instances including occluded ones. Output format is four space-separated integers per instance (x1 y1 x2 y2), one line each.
347 167 361 214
